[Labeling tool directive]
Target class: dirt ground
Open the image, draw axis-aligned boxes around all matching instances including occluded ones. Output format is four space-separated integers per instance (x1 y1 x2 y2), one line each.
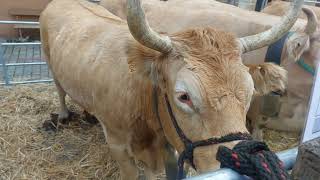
0 84 300 179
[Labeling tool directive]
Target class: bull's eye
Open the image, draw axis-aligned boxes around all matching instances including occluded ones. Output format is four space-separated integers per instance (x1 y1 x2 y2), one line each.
178 92 192 106
179 94 190 101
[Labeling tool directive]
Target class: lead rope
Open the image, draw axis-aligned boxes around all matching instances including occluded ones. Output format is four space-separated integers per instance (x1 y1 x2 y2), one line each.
217 140 289 180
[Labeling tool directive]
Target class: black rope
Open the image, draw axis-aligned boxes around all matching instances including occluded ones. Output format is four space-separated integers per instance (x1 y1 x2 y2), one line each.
217 140 289 180
164 94 252 179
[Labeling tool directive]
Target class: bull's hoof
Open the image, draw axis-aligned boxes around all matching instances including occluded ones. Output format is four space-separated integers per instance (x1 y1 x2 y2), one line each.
42 112 79 132
42 113 59 131
83 111 99 124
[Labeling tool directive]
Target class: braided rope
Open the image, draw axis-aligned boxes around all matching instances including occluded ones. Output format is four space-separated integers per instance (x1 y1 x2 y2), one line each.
217 140 289 180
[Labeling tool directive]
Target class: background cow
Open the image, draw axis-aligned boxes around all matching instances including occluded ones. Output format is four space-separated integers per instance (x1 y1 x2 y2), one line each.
260 2 320 133
40 0 301 179
263 0 320 20
100 0 319 139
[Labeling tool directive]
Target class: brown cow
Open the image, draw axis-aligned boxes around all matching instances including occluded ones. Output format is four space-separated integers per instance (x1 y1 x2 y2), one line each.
263 0 320 20
40 0 301 179
100 0 319 138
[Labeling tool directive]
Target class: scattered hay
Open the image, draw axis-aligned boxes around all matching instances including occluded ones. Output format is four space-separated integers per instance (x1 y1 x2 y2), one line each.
0 84 118 180
0 84 300 179
264 129 300 152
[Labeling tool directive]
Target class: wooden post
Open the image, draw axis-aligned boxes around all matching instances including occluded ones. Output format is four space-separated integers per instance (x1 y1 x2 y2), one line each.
291 137 320 180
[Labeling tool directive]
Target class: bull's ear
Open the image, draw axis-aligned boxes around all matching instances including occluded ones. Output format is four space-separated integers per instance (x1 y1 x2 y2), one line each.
247 63 287 96
283 33 310 65
127 41 161 78
308 31 320 66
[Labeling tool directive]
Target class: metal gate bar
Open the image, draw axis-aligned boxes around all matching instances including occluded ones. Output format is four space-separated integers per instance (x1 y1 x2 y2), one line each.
186 147 298 179
0 40 53 85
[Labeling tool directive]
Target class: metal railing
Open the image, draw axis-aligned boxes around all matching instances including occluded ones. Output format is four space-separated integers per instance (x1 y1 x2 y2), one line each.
0 21 52 85
186 147 298 179
0 20 39 25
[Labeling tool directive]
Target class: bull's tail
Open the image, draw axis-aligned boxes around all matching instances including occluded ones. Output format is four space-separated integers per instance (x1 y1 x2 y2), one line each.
40 22 50 64
39 11 50 63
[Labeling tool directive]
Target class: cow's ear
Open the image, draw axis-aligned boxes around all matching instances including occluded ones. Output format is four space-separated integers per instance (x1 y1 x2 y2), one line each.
127 41 161 77
283 33 309 65
308 31 320 66
247 63 287 96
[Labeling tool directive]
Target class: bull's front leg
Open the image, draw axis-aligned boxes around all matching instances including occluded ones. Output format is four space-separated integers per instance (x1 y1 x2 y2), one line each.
43 78 71 131
54 78 70 121
108 138 140 180
246 97 266 141
250 115 267 141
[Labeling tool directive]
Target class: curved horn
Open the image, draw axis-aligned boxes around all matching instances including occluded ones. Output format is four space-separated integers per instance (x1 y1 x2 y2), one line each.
239 0 303 53
127 0 172 53
302 7 318 35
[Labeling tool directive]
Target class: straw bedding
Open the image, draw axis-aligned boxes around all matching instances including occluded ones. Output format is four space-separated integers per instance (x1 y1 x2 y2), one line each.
0 84 299 179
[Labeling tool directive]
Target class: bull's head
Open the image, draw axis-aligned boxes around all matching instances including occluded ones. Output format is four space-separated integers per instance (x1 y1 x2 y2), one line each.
126 0 302 174
284 7 320 69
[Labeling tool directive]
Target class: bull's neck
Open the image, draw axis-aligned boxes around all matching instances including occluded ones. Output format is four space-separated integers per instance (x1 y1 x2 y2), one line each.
301 52 317 69
136 77 164 134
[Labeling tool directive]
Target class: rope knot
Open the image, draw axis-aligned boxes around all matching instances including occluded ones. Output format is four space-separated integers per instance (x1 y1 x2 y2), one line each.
185 143 194 157
180 142 196 170
216 140 289 180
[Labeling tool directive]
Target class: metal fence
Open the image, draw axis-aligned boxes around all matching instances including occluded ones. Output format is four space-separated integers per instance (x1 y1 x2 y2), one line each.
186 147 298 179
0 21 53 85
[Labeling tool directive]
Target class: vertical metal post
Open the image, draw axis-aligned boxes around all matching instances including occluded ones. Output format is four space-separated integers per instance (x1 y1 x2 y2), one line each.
164 143 179 180
255 0 267 11
227 0 239 6
0 43 9 85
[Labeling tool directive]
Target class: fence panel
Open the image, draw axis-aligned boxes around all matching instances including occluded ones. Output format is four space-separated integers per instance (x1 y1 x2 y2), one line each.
185 147 298 179
0 21 53 85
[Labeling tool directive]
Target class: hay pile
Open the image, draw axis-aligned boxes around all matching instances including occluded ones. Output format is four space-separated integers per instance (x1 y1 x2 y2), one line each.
0 84 118 179
0 84 299 179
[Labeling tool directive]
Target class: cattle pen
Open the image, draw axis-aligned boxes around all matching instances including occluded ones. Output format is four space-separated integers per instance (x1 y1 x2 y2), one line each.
1 0 318 179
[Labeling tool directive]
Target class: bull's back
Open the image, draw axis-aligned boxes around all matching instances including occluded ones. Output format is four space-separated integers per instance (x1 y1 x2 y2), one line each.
40 0 133 113
100 0 306 64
